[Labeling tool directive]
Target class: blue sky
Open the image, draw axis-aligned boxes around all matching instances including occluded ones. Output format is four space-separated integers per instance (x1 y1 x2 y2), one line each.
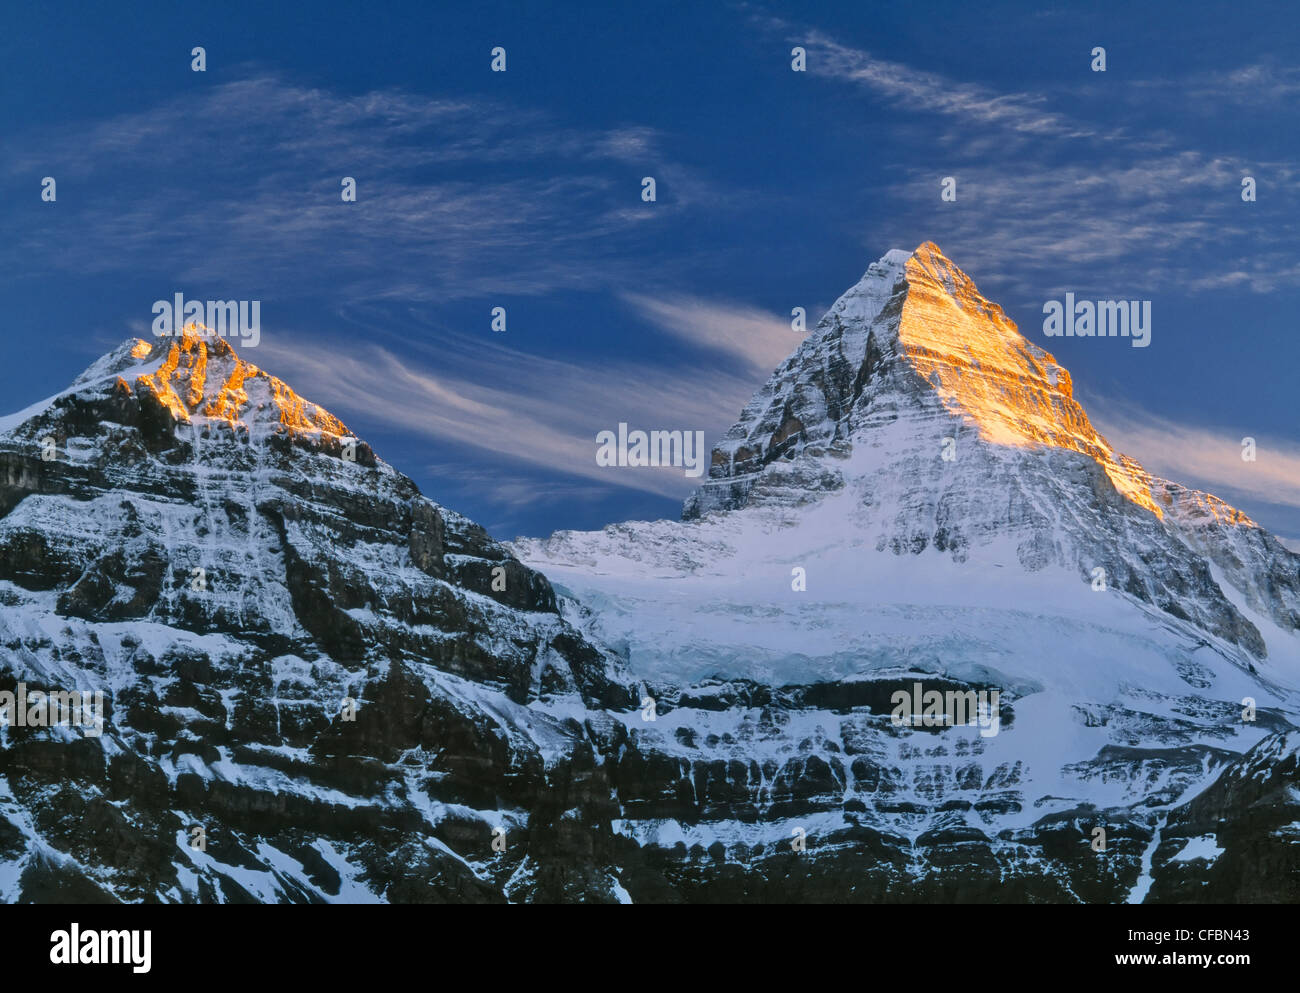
2 0 1298 540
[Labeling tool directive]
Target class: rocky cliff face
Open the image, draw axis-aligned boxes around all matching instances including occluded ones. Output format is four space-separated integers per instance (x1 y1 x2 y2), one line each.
0 329 633 902
3 243 1298 904
681 243 1298 657
514 243 1300 903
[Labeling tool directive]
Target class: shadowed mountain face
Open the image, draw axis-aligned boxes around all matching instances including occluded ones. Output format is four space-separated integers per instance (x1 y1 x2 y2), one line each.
0 329 635 902
515 244 1300 902
681 243 1298 656
2 246 1298 904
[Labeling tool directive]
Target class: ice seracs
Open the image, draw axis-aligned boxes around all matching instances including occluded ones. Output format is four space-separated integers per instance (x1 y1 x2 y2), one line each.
511 241 1300 900
1 252 1297 903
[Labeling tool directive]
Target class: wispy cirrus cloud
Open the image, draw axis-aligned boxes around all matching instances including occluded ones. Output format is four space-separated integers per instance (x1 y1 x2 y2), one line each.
2 73 725 302
1093 401 1300 515
619 292 796 375
1130 62 1300 107
884 152 1300 298
744 15 1300 297
254 315 781 502
793 28 1095 140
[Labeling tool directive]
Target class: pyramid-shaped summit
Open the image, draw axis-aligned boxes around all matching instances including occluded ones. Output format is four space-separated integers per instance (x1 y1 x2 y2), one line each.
0 252 1295 905
525 243 1298 661
511 249 1300 907
689 242 1160 518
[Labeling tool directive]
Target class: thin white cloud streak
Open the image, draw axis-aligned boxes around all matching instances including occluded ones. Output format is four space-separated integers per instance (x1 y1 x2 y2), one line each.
3 74 729 301
428 465 614 510
3 76 657 177
1129 62 1300 107
1094 404 1300 513
254 329 773 501
753 18 1300 296
883 153 1300 296
620 292 795 375
794 28 1094 139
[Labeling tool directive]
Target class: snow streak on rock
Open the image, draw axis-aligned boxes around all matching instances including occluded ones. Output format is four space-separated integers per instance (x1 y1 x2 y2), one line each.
514 243 1300 902
2 247 1298 904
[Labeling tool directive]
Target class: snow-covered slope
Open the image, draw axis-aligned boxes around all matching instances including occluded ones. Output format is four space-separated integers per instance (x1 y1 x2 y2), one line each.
0 328 633 902
3 247 1296 903
513 243 1300 901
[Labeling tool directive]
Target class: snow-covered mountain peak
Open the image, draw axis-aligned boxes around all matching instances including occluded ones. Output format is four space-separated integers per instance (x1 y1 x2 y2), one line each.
128 328 354 447
70 338 155 388
506 248 1300 903
523 244 1300 665
896 243 1161 515
693 242 1173 518
0 319 636 903
1 328 369 463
